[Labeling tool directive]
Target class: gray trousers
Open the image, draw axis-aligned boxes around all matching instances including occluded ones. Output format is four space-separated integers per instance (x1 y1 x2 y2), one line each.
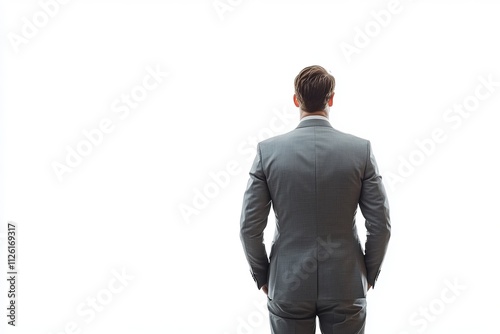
267 298 366 334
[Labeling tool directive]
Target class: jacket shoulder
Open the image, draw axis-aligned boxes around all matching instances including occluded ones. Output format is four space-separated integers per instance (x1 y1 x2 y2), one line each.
257 126 371 151
331 128 370 146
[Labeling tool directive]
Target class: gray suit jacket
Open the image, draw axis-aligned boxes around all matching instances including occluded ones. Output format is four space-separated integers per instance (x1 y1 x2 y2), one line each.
240 118 391 301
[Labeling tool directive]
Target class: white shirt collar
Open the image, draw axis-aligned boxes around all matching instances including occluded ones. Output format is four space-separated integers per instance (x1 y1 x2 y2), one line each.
300 115 330 122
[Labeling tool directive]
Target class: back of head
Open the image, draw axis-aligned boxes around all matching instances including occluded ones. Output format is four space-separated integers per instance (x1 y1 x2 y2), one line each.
294 65 336 113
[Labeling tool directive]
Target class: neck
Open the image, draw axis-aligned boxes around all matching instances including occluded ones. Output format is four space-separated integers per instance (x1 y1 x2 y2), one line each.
300 110 329 119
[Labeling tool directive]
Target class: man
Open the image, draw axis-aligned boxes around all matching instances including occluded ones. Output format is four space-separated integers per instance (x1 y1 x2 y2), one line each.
239 65 391 334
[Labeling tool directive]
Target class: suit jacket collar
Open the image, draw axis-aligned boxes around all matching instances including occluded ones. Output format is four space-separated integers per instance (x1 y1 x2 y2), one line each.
296 118 333 129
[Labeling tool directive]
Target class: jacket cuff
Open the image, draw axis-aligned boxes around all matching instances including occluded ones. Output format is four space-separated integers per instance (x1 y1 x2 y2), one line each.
369 269 381 288
251 270 268 290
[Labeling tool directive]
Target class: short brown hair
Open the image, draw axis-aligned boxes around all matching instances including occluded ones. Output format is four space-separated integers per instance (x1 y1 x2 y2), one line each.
294 65 335 112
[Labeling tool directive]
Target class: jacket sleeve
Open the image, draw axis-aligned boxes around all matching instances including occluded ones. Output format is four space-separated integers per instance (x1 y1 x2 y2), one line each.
240 144 272 289
359 141 391 288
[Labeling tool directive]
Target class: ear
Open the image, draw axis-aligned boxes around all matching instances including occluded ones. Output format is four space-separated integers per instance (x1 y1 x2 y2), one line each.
327 93 335 107
293 94 300 107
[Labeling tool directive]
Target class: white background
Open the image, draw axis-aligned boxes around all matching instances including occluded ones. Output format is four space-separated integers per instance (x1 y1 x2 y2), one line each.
1 0 499 333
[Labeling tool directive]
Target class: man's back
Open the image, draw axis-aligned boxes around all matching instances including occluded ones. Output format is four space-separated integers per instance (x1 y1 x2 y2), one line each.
241 117 390 301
